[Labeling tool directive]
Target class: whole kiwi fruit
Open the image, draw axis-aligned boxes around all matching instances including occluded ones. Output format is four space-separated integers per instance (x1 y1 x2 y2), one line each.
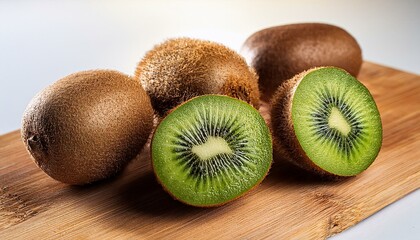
21 70 154 185
135 38 260 117
270 67 382 178
151 95 272 207
241 23 362 101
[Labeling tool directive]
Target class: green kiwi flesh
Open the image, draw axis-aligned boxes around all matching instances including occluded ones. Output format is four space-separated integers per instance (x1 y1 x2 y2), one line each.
135 38 260 117
271 67 382 177
21 70 154 185
152 95 272 207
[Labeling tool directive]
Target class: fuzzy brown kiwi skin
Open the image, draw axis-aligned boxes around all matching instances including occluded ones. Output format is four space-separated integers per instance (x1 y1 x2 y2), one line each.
21 70 154 185
135 38 260 118
242 23 362 102
270 67 344 179
150 95 272 207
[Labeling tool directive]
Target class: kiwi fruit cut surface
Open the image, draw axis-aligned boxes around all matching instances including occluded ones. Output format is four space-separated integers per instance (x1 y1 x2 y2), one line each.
151 95 272 207
241 23 362 101
135 38 260 117
271 67 382 177
21 70 154 185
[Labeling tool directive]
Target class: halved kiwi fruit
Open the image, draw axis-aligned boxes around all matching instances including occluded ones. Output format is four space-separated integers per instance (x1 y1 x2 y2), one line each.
151 95 272 207
271 67 382 177
135 38 260 117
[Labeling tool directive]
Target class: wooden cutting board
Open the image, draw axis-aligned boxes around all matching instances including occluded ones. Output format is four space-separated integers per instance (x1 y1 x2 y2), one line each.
0 62 419 239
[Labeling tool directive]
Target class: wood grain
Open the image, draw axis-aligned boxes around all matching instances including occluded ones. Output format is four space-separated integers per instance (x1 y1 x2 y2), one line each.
0 62 419 239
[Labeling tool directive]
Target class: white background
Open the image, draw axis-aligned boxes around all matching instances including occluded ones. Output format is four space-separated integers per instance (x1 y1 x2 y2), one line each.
0 1 419 239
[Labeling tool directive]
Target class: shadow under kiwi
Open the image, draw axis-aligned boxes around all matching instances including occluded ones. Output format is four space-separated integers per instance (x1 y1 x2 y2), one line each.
65 153 233 221
265 154 355 186
113 170 211 218
67 163 129 192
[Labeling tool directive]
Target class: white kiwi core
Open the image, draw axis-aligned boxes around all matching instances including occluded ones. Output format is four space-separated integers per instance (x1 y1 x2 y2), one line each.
328 107 351 136
191 136 233 160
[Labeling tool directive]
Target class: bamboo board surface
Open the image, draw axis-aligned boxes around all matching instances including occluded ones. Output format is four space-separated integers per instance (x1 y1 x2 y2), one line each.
0 62 419 239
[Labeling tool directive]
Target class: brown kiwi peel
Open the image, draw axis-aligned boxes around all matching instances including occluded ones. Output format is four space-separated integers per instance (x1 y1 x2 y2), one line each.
242 23 362 102
135 38 260 117
21 70 154 185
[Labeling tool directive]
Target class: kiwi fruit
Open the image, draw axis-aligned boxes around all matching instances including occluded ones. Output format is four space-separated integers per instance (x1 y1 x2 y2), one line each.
135 38 260 117
151 95 272 207
241 23 362 101
21 70 154 185
271 67 382 177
